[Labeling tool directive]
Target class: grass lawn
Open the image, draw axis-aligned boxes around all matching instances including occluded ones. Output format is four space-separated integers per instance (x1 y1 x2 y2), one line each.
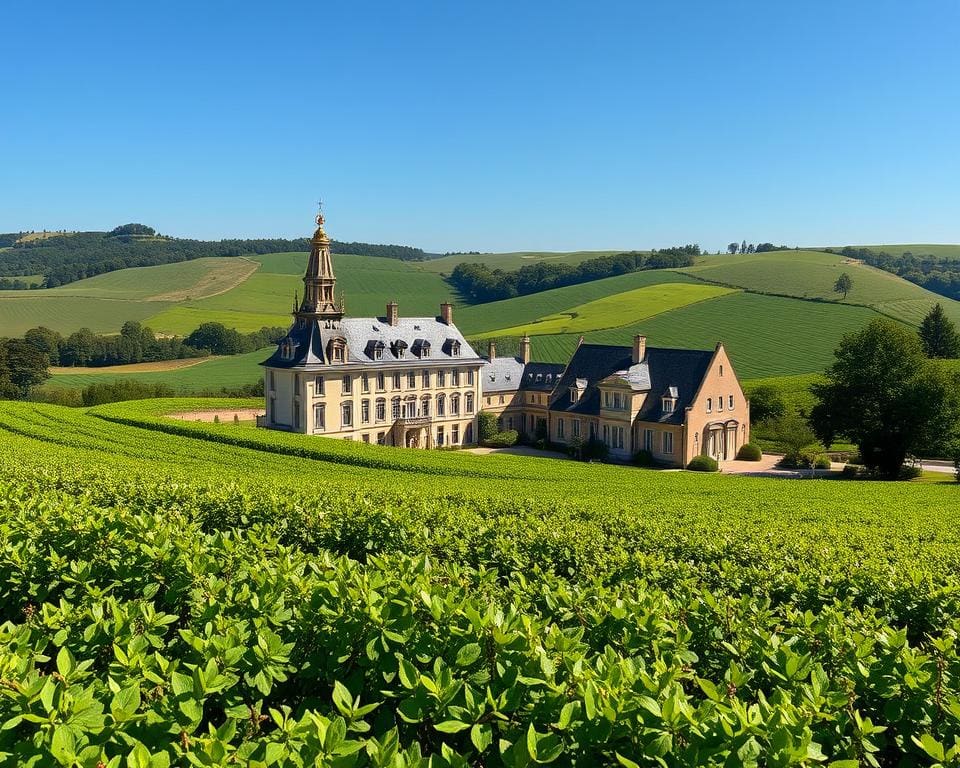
47 347 271 392
475 283 736 337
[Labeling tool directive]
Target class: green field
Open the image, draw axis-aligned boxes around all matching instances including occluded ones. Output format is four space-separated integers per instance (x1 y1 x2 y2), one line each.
421 249 627 274
48 347 271 392
682 249 960 327
476 283 736 337
841 243 960 259
0 399 958 764
142 253 455 335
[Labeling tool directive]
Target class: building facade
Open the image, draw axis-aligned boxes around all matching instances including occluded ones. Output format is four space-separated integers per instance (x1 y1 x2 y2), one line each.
260 212 483 447
482 335 750 467
262 210 749 463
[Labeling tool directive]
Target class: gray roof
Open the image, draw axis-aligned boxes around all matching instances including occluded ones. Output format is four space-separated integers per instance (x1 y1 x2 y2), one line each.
550 343 715 425
262 315 482 369
481 357 566 393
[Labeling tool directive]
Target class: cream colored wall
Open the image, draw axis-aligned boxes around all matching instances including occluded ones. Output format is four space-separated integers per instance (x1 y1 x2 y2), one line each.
682 345 750 464
265 361 483 447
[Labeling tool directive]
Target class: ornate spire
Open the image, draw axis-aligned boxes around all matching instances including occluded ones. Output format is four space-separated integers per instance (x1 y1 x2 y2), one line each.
296 203 343 321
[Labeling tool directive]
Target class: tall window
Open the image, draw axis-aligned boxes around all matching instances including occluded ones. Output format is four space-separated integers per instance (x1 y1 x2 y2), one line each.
728 394 734 409
391 397 401 420
663 431 674 454
341 402 353 427
377 372 385 391
452 424 460 444
557 419 565 438
313 404 325 432
342 375 352 395
706 398 712 413
393 373 401 390
602 424 610 445
644 429 653 451
465 392 474 413
467 370 474 385
436 394 445 416
404 398 417 418
314 376 324 395
439 370 446 387
375 398 386 422
422 370 430 387
361 399 370 424
451 394 460 415
436 425 445 446
452 369 460 386
407 371 416 388
421 396 431 417
362 374 369 393
572 419 581 438
718 394 724 412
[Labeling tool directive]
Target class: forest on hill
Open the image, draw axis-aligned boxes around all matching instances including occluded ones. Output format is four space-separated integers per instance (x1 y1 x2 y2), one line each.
0 225 434 287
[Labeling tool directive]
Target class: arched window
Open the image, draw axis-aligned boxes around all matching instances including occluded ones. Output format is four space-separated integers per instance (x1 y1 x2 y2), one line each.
450 393 461 415
465 392 474 413
421 395 431 417
436 394 446 416
404 396 417 418
706 397 713 413
391 397 401 420
375 398 386 422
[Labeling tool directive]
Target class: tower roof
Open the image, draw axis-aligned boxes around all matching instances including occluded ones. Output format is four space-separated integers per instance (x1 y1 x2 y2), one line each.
296 206 343 321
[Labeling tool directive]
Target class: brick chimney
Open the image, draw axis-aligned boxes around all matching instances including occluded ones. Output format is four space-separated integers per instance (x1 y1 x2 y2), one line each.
487 340 497 359
519 334 531 364
632 334 647 364
439 302 454 325
386 301 399 326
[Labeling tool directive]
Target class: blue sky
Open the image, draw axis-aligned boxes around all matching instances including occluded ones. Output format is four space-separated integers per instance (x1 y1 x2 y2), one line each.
3 1 958 252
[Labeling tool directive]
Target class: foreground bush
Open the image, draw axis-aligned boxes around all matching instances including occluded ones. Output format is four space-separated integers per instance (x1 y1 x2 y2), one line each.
736 442 762 461
481 429 518 448
686 454 719 472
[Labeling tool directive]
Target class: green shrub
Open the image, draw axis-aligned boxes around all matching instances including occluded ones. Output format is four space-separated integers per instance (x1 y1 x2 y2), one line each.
634 449 654 467
477 411 498 442
814 455 832 469
582 437 609 461
687 455 719 472
736 443 762 461
842 464 861 478
482 430 518 448
782 444 821 468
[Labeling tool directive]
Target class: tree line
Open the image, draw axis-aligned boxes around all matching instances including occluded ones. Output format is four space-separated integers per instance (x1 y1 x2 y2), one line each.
449 245 700 303
831 246 960 302
726 241 789 254
20 321 284 368
0 226 435 288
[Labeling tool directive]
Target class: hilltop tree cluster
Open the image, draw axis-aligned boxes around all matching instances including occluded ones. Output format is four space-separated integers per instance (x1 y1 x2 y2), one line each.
450 246 700 303
0 229 434 288
725 241 788 254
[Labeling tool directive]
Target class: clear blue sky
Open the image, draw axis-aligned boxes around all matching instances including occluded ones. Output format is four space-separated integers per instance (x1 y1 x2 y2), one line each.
3 1 958 252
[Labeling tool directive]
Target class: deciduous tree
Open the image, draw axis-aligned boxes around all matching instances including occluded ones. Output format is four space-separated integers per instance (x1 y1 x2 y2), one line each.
810 318 960 478
833 272 853 299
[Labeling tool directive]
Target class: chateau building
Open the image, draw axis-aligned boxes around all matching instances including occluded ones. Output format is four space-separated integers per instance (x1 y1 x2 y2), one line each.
262 210 749 465
260 212 483 447
481 334 750 467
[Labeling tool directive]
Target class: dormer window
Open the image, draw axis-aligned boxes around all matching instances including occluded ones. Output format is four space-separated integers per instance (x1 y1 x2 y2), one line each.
374 348 383 360
391 339 408 359
413 339 432 359
451 341 461 357
328 338 347 364
662 397 675 413
570 387 581 403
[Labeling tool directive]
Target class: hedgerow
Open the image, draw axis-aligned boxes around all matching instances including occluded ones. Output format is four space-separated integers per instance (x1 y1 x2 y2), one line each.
0 402 960 763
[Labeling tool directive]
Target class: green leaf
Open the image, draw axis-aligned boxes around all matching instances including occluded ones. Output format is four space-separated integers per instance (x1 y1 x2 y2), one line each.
456 643 482 667
471 723 493 752
616 754 642 768
912 735 945 762
56 647 76 678
397 656 419 689
332 681 353 716
435 720 470 733
50 726 76 764
111 684 141 721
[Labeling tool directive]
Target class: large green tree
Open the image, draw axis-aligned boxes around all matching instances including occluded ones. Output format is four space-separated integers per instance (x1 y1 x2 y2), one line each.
833 272 853 299
810 318 960 478
0 338 50 399
918 303 960 358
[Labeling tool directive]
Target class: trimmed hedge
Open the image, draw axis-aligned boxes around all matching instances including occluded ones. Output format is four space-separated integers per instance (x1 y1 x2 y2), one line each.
482 429 519 448
687 455 719 472
736 442 762 461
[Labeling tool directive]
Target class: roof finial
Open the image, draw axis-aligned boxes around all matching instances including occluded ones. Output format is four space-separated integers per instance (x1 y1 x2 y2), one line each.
315 198 324 228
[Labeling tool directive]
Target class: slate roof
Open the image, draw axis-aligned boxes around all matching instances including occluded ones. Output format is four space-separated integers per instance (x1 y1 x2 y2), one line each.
481 357 565 393
262 316 481 369
549 343 714 425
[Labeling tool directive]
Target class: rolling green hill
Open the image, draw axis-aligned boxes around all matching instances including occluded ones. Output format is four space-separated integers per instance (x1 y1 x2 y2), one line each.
13 244 960 393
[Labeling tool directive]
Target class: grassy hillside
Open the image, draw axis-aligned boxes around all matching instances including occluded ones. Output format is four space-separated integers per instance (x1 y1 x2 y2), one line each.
421 249 626 274
500 292 883 379
474 283 736 337
47 347 272 392
843 243 960 259
682 249 960 327
142 253 454 334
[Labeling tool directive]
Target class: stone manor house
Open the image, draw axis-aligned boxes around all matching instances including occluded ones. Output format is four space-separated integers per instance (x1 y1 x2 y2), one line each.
261 213 750 466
